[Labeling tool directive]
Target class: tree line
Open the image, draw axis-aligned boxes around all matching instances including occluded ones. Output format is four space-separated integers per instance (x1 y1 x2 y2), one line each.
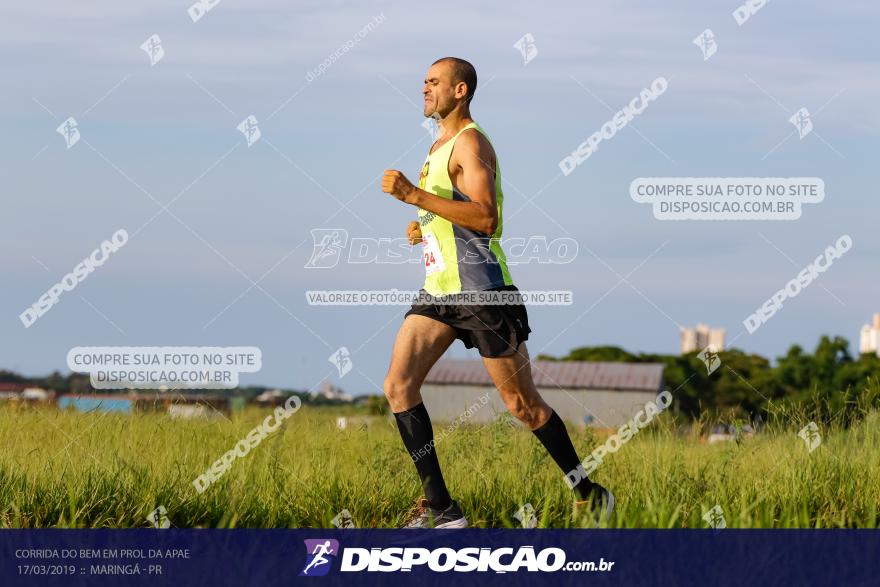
4 334 880 422
538 335 880 423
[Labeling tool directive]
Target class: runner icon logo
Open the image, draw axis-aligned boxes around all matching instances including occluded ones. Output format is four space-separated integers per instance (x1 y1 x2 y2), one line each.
300 539 340 577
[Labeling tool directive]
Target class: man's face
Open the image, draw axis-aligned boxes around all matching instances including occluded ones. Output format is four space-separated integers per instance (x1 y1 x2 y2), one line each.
423 62 462 118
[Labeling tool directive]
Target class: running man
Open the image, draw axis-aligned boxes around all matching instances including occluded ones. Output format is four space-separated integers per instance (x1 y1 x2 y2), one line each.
380 57 614 528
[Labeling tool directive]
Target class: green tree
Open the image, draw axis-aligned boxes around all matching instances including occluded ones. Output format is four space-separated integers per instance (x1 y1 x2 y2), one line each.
560 346 638 362
0 370 27 382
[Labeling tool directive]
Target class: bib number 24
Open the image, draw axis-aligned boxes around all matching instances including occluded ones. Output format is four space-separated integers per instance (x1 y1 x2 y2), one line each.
422 232 445 276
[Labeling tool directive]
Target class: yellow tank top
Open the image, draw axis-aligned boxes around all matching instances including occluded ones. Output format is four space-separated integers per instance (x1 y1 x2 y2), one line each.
416 122 513 296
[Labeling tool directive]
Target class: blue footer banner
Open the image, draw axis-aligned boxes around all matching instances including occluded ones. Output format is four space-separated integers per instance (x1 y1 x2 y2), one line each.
2 529 877 586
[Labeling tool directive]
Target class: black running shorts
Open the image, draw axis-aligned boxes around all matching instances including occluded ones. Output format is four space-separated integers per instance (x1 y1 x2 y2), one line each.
404 285 531 358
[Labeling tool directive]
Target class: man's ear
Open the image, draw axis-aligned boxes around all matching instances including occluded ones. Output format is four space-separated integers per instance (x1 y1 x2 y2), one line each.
455 81 468 101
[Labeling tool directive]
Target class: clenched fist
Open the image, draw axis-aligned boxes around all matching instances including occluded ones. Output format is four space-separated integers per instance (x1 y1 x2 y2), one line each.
406 221 422 245
382 169 417 204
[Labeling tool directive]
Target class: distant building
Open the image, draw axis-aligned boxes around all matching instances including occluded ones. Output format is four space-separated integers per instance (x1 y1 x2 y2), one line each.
58 394 135 413
255 389 286 404
57 393 234 418
0 382 30 400
419 359 665 430
312 380 353 402
680 324 725 354
0 383 55 403
859 313 880 355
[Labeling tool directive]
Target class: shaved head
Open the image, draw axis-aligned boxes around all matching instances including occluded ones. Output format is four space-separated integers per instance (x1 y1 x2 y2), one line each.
431 57 477 104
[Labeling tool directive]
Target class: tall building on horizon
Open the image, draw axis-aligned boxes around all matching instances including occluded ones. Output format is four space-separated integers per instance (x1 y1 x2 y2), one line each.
680 324 726 354
859 313 880 355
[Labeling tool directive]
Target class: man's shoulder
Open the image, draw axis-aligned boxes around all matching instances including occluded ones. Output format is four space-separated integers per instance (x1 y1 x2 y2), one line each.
452 126 496 162
457 125 491 145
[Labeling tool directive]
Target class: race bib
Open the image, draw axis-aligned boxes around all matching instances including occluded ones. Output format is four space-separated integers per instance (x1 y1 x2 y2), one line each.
422 232 445 276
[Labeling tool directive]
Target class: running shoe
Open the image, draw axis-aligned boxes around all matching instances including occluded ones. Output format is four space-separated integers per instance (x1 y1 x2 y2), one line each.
402 497 469 529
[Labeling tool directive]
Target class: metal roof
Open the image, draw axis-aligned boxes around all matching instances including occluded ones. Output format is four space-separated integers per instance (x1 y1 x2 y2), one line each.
424 359 664 392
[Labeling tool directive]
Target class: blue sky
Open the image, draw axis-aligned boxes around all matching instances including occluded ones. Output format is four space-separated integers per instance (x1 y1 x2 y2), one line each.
2 0 878 395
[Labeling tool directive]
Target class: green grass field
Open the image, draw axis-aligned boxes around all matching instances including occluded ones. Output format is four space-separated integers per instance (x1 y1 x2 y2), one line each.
1 404 878 528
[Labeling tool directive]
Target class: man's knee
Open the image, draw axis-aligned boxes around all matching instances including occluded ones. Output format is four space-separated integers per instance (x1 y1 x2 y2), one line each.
383 375 404 399
383 375 418 410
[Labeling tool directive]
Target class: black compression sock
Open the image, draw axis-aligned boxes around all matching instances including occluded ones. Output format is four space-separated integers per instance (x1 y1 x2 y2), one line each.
532 410 598 500
393 402 452 511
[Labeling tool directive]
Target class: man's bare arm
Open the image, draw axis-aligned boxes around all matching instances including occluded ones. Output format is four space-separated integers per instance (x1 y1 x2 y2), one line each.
382 130 498 235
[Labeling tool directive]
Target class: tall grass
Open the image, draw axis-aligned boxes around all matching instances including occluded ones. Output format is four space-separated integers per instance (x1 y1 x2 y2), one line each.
1 395 878 528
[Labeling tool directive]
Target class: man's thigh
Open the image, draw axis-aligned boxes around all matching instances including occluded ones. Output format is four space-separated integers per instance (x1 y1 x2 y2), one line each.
385 315 457 409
